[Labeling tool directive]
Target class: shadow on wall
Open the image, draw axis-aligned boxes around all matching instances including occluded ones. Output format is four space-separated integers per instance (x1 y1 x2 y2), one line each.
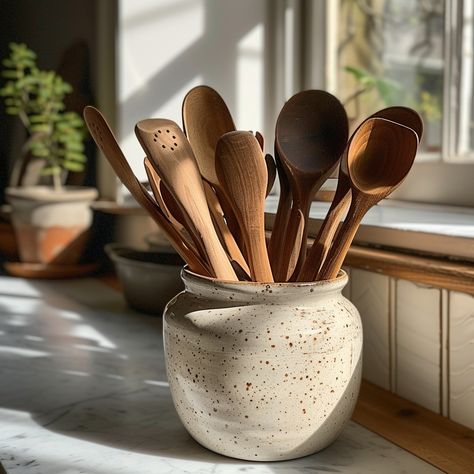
120 0 274 149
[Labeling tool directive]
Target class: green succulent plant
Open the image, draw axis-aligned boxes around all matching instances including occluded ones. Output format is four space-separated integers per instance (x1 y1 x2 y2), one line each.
0 42 87 190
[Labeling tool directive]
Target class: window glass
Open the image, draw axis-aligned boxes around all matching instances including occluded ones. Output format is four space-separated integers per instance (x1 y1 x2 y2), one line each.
337 0 444 155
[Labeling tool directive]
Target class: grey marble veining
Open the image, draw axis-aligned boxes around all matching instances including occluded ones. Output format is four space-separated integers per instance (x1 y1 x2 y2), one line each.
0 276 441 473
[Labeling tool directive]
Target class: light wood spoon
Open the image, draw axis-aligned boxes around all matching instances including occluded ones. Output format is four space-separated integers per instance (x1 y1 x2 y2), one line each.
135 118 237 281
317 118 419 281
274 90 349 281
215 131 273 282
83 106 210 276
144 157 199 255
298 106 423 281
182 85 242 243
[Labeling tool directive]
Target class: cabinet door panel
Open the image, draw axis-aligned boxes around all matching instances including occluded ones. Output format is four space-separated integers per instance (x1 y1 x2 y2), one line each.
396 280 440 413
352 269 390 390
449 291 474 429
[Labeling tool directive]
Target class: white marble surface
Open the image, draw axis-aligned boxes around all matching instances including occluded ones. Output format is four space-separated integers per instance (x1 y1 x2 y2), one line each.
265 197 474 260
0 276 441 473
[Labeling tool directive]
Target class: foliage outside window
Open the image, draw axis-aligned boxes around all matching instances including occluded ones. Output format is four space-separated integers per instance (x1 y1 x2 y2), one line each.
337 0 444 156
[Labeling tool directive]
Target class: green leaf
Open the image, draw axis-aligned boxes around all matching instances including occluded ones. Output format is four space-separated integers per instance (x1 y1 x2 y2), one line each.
30 124 51 133
1 70 20 79
65 152 87 162
40 165 62 176
29 114 47 123
63 161 84 172
31 148 50 158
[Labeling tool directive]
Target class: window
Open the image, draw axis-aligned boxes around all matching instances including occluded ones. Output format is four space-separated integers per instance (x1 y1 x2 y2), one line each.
303 0 474 206
334 0 474 164
337 0 444 158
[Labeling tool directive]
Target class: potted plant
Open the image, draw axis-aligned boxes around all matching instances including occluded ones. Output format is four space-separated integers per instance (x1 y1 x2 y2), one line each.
1 43 97 269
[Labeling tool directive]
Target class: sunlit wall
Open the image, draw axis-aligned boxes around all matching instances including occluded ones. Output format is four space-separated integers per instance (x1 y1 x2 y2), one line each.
118 0 268 184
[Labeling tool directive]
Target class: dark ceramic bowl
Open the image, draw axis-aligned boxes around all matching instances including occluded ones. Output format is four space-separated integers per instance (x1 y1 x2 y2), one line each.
105 243 184 315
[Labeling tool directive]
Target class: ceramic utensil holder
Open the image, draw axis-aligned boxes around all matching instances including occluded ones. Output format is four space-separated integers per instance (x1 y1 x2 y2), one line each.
163 268 362 461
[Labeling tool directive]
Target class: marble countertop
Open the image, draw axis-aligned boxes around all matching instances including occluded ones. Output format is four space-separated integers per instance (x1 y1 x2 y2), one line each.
0 276 441 473
265 197 474 260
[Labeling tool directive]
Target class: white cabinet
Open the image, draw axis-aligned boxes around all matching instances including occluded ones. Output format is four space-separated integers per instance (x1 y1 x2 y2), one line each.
449 291 474 429
395 280 441 413
351 269 390 390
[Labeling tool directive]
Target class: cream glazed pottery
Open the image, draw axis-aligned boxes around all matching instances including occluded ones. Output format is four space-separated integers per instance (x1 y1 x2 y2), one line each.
163 269 362 462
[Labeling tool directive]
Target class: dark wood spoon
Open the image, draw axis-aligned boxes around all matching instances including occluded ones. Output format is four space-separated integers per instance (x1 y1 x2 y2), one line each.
274 90 348 281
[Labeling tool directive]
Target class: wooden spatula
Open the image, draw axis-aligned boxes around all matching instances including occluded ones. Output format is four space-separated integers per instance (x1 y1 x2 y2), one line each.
83 106 210 277
135 119 237 281
215 131 273 282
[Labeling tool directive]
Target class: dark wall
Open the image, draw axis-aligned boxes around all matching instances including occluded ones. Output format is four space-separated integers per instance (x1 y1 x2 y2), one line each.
0 0 99 201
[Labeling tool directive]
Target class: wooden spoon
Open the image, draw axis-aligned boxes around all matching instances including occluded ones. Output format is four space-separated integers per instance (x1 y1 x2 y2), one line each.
317 118 419 281
274 90 349 281
215 131 273 282
298 106 423 281
135 119 237 281
144 157 198 255
268 148 292 274
265 154 277 197
182 85 241 242
83 106 210 276
202 180 250 276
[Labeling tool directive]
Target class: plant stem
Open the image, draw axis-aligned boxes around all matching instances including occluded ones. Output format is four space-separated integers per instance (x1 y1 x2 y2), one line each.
52 170 62 191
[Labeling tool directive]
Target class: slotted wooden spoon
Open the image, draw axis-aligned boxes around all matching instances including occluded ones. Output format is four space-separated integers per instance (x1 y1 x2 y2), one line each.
298 106 423 281
317 118 419 281
83 106 210 276
215 131 273 282
135 118 237 281
274 90 349 281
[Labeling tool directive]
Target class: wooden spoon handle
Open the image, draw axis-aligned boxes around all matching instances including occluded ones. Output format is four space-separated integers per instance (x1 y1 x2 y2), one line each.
297 182 351 282
317 196 366 281
268 152 292 273
145 158 201 257
203 181 250 275
214 186 243 250
265 154 276 197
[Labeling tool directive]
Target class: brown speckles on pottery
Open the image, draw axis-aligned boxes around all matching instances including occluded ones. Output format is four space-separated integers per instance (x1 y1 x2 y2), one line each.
163 268 362 462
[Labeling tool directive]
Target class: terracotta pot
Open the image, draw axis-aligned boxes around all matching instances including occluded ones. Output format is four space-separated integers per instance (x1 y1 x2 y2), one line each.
5 186 98 264
163 269 362 461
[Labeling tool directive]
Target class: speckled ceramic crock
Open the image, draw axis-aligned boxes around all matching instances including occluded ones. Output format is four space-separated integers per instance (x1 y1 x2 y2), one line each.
163 268 362 462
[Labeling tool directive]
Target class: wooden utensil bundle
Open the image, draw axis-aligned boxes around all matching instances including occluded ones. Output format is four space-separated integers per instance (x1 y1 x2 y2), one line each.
84 87 421 284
